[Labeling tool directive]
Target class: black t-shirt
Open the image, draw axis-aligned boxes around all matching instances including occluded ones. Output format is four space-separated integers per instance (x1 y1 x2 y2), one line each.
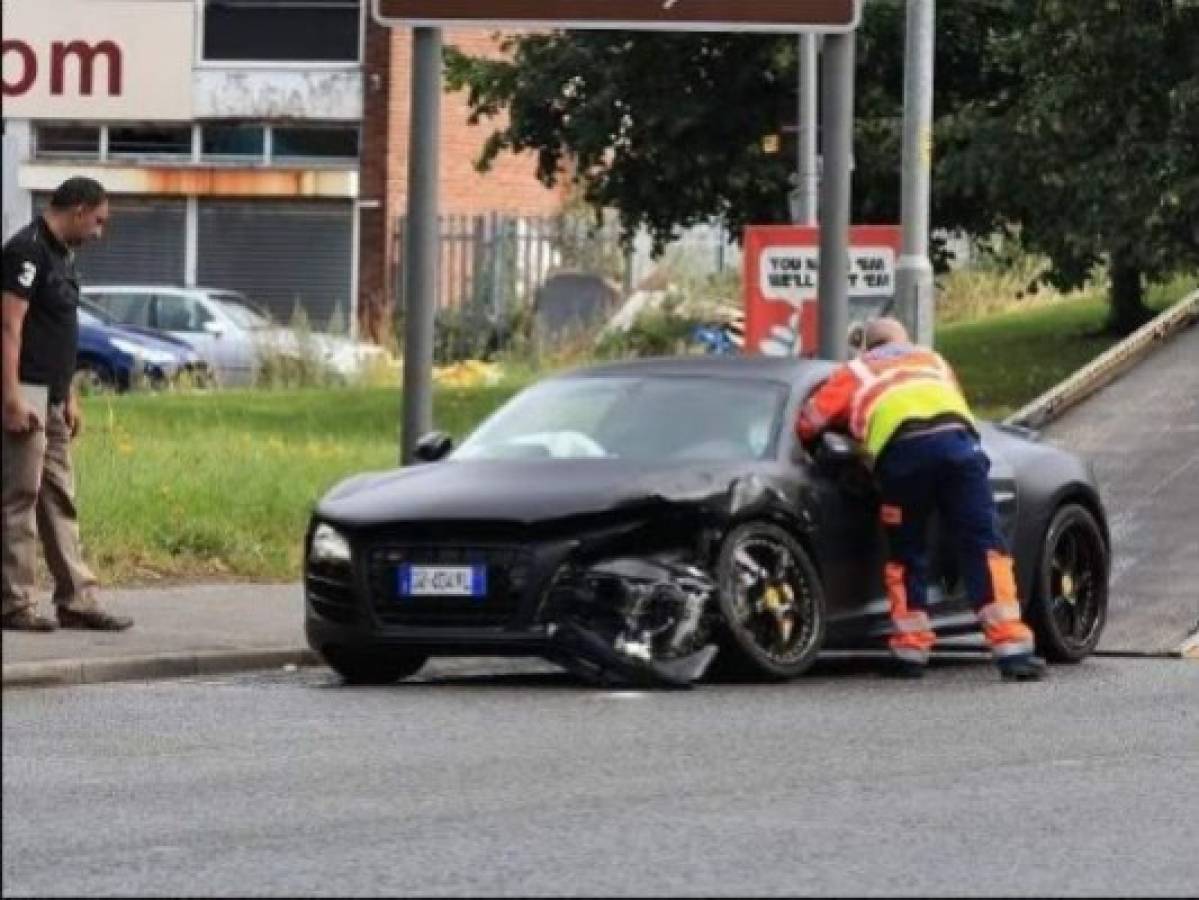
2 217 80 402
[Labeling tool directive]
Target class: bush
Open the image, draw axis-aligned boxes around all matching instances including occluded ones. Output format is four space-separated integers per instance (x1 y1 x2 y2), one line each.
594 299 707 359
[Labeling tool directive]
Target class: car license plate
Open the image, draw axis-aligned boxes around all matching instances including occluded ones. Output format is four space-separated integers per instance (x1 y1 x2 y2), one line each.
398 564 487 598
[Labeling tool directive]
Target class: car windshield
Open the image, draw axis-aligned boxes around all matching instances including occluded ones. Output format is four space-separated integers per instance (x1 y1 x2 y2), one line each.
454 375 787 462
78 307 104 328
210 292 273 329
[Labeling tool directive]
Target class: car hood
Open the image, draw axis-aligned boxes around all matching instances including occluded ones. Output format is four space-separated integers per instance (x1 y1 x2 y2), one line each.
79 321 194 359
316 459 758 527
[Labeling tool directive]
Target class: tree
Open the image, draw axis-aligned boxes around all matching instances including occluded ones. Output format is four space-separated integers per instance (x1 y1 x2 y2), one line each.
939 0 1199 332
446 1 1198 332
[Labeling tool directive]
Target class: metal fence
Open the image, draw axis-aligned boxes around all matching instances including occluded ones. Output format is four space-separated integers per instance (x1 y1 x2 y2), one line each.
393 213 741 321
394 213 627 318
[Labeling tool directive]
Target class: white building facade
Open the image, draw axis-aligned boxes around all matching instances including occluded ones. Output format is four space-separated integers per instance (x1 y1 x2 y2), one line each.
2 0 365 332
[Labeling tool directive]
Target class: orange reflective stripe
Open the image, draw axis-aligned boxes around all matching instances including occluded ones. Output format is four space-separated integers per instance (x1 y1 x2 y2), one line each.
884 562 909 618
850 369 948 437
986 550 1019 604
880 504 903 525
885 563 936 655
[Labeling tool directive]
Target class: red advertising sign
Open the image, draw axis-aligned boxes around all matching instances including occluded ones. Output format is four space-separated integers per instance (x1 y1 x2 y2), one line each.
743 225 902 357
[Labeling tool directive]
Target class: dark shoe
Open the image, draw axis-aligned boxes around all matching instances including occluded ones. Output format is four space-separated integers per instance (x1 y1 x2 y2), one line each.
885 658 927 680
57 608 133 631
998 655 1047 682
1 609 58 632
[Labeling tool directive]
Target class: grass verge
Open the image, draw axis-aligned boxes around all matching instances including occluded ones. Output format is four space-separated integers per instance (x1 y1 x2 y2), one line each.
72 280 1195 584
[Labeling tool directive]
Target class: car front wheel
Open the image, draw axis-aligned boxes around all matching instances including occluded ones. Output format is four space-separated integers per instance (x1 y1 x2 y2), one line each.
1028 503 1109 663
320 647 429 685
713 521 826 680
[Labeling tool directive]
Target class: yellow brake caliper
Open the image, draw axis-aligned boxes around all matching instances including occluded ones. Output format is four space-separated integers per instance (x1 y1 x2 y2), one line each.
762 583 795 645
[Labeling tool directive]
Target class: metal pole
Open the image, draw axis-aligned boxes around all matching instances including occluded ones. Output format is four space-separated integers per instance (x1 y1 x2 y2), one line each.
401 27 442 464
795 34 820 226
817 32 856 361
895 0 936 346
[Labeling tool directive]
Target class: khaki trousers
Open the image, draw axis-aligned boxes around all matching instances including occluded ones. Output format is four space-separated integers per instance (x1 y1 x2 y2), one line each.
1 402 99 615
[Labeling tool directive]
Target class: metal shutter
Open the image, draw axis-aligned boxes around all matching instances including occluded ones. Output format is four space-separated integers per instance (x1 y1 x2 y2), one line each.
197 199 352 331
33 193 186 286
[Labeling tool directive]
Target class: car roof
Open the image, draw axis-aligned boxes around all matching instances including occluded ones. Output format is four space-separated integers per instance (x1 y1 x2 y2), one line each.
556 355 838 385
81 285 243 296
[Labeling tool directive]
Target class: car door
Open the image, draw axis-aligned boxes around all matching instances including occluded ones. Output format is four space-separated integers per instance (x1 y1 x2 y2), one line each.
151 293 250 386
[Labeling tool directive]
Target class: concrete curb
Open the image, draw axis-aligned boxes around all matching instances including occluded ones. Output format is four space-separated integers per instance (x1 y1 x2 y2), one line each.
2 648 321 689
1005 289 1199 430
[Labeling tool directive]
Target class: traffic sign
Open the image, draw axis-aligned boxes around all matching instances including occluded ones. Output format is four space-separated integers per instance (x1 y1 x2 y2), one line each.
373 0 863 33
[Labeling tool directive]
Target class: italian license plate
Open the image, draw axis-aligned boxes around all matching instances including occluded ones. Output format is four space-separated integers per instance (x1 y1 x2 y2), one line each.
398 564 487 599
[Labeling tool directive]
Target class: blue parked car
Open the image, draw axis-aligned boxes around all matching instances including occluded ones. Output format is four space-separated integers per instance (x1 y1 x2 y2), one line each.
76 299 211 392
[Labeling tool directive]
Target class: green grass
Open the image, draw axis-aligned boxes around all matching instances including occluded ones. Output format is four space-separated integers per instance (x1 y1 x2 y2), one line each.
937 275 1195 418
75 382 526 584
68 278 1195 585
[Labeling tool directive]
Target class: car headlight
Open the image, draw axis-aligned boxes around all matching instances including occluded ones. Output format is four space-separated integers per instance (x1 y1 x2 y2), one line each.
309 523 351 566
109 338 145 359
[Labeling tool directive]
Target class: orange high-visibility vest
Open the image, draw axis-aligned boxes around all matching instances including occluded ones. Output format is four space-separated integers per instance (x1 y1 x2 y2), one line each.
797 344 974 457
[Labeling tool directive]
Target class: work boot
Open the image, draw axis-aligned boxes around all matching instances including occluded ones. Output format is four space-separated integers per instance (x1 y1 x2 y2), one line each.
1 609 58 632
998 655 1047 682
57 607 133 631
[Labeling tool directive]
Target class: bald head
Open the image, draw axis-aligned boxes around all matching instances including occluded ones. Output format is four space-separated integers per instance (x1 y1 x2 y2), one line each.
862 317 910 351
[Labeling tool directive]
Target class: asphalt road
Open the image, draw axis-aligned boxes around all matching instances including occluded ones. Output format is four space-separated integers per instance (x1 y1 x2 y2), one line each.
4 655 1197 897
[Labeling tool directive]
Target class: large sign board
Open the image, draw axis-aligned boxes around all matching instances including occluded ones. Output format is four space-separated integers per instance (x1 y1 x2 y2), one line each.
744 225 902 357
374 0 863 32
1 0 194 121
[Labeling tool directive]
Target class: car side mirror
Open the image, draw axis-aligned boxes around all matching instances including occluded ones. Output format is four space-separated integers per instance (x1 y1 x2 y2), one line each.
413 431 453 464
204 321 227 338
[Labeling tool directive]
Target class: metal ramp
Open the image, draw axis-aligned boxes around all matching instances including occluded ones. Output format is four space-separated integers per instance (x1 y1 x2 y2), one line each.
1038 319 1198 654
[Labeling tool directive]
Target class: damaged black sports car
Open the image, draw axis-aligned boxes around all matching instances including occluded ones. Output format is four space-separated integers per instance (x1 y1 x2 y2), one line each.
305 357 1110 687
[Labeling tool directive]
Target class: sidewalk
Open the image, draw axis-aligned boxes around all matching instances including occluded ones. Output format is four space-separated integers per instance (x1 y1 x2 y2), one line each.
1 582 315 688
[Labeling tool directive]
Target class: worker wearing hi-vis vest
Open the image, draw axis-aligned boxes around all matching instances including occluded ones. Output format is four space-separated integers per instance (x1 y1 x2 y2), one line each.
797 317 1046 681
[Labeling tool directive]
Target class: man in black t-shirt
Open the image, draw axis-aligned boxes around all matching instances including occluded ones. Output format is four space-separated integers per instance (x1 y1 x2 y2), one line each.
2 177 132 631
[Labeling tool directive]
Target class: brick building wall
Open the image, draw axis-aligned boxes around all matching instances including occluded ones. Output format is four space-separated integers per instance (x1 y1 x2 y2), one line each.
358 23 566 341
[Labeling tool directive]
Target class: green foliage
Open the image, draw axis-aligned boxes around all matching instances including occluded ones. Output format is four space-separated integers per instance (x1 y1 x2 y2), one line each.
937 0 1199 332
445 2 1199 334
594 306 705 359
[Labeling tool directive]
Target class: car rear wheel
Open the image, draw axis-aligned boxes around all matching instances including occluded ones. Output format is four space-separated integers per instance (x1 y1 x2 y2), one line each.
1029 503 1109 663
320 647 429 685
712 522 826 680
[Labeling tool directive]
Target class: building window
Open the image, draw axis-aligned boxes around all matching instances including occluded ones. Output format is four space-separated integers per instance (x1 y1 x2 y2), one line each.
34 125 101 158
108 126 193 160
272 125 359 163
203 0 361 63
202 125 266 162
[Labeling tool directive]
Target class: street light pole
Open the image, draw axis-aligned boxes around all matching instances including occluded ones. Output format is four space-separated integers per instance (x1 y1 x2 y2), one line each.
895 0 936 346
794 33 820 227
817 31 856 362
400 26 441 464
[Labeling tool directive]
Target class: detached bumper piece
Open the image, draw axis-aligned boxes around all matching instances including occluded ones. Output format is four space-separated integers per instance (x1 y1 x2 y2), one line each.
544 557 720 690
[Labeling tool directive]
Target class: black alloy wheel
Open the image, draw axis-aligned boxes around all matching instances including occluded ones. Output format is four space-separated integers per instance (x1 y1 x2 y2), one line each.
1029 503 1109 662
713 521 826 680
